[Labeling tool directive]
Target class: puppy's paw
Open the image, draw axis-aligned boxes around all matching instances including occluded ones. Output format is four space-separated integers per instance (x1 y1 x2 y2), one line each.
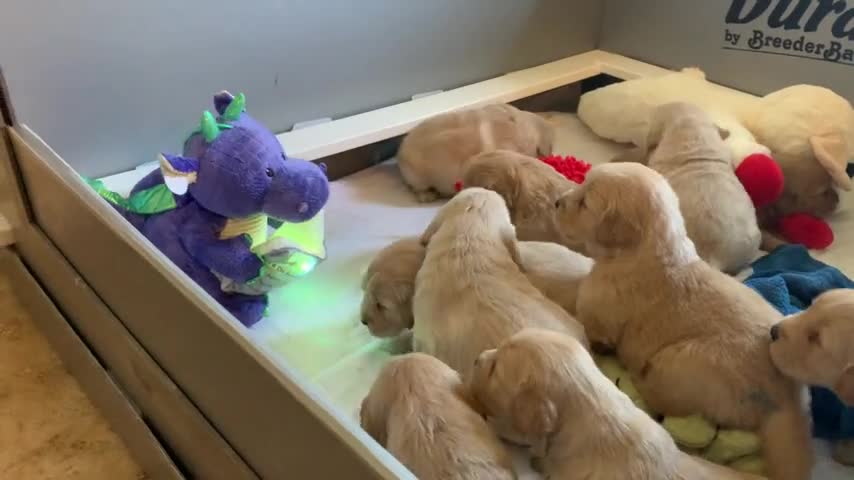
415 189 440 203
832 439 854 466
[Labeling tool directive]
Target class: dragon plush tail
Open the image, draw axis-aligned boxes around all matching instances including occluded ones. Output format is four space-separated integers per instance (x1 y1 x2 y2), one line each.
84 178 177 231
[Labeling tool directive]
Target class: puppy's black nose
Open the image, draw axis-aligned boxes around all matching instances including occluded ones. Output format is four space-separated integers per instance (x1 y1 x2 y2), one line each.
361 317 369 326
770 324 780 341
554 198 561 208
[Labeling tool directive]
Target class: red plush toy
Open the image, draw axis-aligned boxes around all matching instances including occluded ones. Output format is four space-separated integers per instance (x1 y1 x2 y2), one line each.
734 153 784 209
734 153 834 250
779 214 834 250
538 154 592 184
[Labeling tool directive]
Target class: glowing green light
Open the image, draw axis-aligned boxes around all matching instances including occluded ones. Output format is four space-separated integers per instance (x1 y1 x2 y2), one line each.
249 209 326 284
267 209 326 260
289 253 319 277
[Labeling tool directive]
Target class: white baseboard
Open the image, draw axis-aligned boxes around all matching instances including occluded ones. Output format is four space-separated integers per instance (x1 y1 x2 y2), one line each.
275 50 676 161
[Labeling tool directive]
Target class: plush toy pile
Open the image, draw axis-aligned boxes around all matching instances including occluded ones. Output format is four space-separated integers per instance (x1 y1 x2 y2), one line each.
88 91 330 327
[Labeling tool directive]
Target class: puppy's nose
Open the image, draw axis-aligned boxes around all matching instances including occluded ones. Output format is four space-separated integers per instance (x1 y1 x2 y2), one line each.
361 317 369 326
770 324 780 341
554 198 561 208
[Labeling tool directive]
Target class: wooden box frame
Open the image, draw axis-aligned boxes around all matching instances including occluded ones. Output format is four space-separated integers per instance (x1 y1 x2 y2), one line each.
1 51 680 479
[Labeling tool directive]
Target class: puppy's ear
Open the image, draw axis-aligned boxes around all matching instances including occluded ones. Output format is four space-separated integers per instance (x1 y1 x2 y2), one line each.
501 166 521 210
811 133 852 191
392 281 416 329
471 163 519 210
501 224 525 272
835 365 854 406
717 126 731 141
511 387 557 439
594 204 642 250
421 215 442 246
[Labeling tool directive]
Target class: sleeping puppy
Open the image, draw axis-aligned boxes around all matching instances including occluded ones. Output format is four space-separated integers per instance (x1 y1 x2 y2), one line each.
397 104 554 202
554 162 813 480
613 102 761 274
360 353 515 480
414 187 587 380
470 328 764 480
360 237 592 338
769 288 854 465
461 150 582 249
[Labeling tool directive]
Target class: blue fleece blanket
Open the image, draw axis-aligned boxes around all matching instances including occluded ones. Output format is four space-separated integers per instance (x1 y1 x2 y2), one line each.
744 244 854 440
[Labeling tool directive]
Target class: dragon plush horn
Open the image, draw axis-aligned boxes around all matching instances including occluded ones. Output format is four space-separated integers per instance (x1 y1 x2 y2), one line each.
200 111 220 143
222 92 246 122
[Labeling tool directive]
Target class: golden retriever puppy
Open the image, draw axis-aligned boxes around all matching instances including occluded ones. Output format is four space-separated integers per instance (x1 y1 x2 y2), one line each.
397 104 554 202
414 187 587 380
461 150 580 248
360 237 592 338
360 237 426 338
554 162 813 480
470 329 764 480
613 102 761 274
769 288 854 465
360 353 515 480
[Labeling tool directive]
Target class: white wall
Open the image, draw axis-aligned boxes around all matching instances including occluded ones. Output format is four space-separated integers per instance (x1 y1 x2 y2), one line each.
0 0 603 176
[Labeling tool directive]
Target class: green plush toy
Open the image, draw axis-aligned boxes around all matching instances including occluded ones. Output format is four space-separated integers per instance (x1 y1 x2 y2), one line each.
594 355 765 476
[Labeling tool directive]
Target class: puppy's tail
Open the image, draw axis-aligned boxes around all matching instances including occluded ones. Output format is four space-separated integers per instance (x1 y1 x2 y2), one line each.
758 398 813 480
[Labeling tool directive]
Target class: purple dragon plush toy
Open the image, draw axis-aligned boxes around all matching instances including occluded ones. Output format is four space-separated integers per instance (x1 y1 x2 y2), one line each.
92 91 329 327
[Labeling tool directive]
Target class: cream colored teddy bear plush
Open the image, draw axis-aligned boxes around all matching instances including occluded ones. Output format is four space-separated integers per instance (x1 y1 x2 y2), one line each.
578 68 854 220
746 84 854 218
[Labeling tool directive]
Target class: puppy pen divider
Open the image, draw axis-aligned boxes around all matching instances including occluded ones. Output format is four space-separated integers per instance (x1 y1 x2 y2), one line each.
0 68 20 246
